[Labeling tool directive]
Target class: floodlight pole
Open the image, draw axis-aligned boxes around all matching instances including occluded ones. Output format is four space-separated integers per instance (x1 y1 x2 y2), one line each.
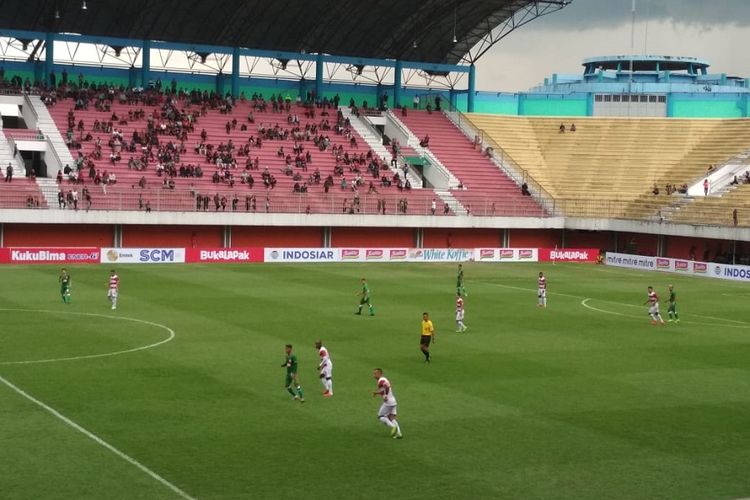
628 0 635 116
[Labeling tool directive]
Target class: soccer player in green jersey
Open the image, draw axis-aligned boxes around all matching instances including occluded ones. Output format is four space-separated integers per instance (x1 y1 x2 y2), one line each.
457 264 467 296
282 344 304 402
59 268 72 304
355 278 375 316
667 284 679 322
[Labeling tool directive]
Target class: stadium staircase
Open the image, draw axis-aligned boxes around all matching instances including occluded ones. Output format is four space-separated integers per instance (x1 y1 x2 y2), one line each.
25 94 75 168
0 131 23 176
46 98 444 214
667 183 750 226
466 115 750 219
385 111 461 189
36 176 61 209
395 110 546 217
0 131 48 208
339 107 422 187
342 107 470 214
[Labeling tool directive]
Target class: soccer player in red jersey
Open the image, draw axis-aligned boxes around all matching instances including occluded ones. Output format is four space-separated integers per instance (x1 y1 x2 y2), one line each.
537 272 547 308
372 368 402 439
455 293 467 332
644 286 664 325
315 340 333 397
108 270 120 310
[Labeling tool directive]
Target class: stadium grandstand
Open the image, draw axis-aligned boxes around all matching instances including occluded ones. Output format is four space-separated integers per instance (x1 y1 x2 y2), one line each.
0 0 748 259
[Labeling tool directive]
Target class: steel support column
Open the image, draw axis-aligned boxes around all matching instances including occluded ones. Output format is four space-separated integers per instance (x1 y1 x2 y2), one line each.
141 39 151 87
231 46 240 98
467 64 476 112
315 52 324 100
393 60 403 109
45 32 54 86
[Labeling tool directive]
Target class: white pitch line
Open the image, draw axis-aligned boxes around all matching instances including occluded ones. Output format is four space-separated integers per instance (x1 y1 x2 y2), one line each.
580 298 627 317
0 374 195 500
0 309 175 365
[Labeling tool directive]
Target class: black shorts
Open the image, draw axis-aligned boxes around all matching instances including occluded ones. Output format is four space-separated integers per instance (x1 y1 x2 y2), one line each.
420 335 432 346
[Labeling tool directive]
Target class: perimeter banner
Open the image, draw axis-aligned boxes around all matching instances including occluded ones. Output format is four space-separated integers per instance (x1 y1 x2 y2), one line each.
605 252 750 282
0 247 101 264
100 248 186 264
185 248 264 263
538 248 598 263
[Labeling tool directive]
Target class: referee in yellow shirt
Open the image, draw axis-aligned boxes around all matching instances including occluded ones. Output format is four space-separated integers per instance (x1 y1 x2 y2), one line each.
420 312 435 363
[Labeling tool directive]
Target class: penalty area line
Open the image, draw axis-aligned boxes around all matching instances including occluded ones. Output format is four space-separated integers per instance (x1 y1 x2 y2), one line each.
0 375 196 500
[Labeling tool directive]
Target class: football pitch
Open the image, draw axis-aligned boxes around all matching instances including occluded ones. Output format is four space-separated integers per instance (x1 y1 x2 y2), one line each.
1 262 749 500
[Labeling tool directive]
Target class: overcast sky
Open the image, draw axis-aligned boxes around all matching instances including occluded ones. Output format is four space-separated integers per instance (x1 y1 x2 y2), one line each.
474 0 750 91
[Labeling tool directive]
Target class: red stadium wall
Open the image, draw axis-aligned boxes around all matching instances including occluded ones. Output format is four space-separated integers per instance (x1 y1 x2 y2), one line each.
564 230 614 250
423 229 502 248
122 225 222 247
509 229 562 248
618 232 658 256
331 227 414 247
3 224 113 247
232 226 322 247
665 235 731 261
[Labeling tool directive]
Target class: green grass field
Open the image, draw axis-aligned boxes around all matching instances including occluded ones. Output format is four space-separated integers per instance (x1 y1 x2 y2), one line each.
1 262 749 500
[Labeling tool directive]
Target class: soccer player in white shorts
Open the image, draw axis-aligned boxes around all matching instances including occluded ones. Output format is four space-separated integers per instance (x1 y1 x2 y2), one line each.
372 368 402 439
108 270 120 310
315 340 333 397
537 272 547 308
455 293 467 332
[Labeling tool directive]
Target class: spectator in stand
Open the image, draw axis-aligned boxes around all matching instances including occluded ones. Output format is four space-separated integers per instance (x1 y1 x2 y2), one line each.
703 178 709 196
5 162 12 182
559 123 566 133
570 123 576 132
444 203 450 215
58 190 65 208
733 208 739 227
652 184 660 196
431 198 436 215
521 183 531 196
413 95 420 109
419 135 430 148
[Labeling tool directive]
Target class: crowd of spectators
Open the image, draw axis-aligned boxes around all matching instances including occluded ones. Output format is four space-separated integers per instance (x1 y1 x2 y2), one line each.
0 72 462 215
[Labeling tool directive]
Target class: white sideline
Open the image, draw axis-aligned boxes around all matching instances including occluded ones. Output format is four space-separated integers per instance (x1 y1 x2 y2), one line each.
0 375 196 500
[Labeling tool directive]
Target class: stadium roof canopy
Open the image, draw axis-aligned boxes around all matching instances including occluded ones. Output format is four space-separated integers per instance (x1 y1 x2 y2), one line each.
0 0 571 65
